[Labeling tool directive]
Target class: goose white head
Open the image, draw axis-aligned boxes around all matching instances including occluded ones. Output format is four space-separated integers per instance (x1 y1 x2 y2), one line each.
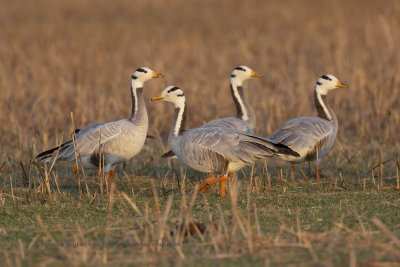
131 67 164 88
315 74 348 95
151 86 185 108
230 65 262 85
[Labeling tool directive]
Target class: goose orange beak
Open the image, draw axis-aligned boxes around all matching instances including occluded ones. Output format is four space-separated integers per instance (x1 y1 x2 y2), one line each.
250 71 262 78
336 81 348 88
152 72 164 78
151 95 164 101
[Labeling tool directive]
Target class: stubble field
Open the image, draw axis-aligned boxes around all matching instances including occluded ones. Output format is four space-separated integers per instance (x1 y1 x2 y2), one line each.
1 0 400 265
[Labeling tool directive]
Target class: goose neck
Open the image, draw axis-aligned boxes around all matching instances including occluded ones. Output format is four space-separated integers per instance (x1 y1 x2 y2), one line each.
230 79 256 127
170 102 187 137
314 88 337 127
130 85 147 122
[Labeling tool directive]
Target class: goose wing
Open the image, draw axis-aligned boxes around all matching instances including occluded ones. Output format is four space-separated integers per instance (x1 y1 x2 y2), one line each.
59 120 123 160
162 118 254 159
177 128 297 166
200 117 254 134
269 117 336 156
36 121 108 162
74 122 107 138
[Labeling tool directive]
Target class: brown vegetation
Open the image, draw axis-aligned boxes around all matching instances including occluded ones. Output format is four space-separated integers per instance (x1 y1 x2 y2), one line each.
1 0 399 156
1 0 400 265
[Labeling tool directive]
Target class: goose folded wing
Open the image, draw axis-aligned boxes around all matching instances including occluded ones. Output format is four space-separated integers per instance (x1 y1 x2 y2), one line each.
269 117 335 151
182 128 278 164
61 121 122 158
201 117 253 134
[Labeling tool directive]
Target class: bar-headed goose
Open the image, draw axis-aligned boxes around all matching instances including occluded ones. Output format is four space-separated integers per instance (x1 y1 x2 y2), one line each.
162 65 261 159
36 67 164 186
152 86 299 196
268 74 348 182
201 65 261 133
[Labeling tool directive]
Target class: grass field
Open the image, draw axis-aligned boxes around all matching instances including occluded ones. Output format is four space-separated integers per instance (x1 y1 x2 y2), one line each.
1 0 400 265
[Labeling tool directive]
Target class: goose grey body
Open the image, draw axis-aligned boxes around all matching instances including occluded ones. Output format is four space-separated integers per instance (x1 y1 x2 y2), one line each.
268 74 347 164
152 86 299 176
36 67 164 172
55 117 147 172
169 127 292 174
268 116 337 163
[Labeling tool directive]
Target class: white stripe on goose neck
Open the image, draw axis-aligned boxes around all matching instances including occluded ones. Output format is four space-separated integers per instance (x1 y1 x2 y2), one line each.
315 85 332 121
174 100 186 136
230 78 249 121
131 79 143 119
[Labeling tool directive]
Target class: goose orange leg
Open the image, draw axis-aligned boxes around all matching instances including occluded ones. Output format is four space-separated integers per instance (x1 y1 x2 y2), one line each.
200 176 228 197
291 166 295 181
73 165 82 197
220 176 227 197
105 172 109 193
106 170 115 193
73 165 80 182
73 165 78 175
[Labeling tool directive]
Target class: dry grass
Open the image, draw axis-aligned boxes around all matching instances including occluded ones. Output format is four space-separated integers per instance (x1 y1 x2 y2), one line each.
1 0 400 265
2 174 400 266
